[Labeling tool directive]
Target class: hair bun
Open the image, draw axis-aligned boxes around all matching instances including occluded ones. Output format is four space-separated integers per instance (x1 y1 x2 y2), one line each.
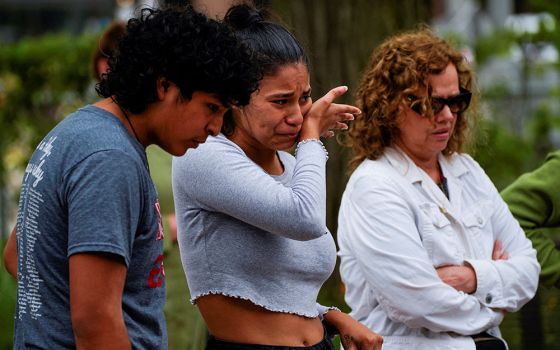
224 4 266 30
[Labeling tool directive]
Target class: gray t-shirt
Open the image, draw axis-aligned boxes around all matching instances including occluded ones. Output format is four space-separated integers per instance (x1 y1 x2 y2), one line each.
172 134 337 317
13 105 167 349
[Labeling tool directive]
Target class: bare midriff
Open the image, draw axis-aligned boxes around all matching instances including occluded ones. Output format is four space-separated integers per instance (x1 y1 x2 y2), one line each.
197 294 324 346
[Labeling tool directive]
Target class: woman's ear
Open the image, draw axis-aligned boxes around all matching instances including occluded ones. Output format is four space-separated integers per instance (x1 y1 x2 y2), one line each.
231 105 246 118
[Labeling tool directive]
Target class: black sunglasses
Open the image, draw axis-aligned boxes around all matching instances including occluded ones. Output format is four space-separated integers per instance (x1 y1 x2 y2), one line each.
408 87 472 115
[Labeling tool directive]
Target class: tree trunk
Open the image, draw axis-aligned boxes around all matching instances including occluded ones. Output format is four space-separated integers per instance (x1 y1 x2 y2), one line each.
270 0 431 305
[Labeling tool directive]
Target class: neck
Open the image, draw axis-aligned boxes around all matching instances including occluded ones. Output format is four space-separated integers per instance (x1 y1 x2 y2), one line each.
229 131 283 175
96 98 146 148
396 144 441 183
417 159 440 181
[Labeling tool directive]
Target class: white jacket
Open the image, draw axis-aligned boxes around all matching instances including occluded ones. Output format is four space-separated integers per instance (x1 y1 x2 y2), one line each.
337 147 540 350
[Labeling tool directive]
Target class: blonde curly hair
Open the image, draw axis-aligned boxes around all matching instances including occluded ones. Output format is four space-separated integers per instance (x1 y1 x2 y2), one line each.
346 27 478 171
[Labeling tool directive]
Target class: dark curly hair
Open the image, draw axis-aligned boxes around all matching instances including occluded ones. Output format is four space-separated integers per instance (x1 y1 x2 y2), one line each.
346 27 479 171
221 4 310 136
96 6 261 114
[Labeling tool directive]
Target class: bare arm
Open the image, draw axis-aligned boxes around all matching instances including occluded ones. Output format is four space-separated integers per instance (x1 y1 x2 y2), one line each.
70 252 131 350
3 226 17 278
323 309 383 350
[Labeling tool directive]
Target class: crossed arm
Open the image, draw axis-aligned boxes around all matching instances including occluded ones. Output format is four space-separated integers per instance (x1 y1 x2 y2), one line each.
436 240 509 293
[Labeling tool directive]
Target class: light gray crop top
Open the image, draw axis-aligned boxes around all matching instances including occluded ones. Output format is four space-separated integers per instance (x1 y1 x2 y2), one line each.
172 134 337 318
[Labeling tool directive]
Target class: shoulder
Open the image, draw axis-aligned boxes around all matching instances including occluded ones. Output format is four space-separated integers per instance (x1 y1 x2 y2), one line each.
278 150 295 170
350 154 402 182
345 156 403 195
66 149 146 185
542 150 560 167
55 105 137 154
174 134 245 168
32 106 146 180
444 152 486 178
444 152 498 194
504 150 560 191
446 152 477 168
172 134 252 185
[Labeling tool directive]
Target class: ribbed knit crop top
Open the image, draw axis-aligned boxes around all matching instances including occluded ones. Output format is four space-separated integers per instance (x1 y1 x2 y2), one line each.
172 134 337 317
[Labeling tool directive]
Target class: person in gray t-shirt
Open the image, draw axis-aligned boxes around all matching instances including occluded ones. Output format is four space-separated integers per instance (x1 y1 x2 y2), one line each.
172 5 383 350
3 6 260 349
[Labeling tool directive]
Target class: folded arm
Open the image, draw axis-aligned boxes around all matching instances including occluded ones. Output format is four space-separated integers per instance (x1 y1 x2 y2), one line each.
465 167 540 311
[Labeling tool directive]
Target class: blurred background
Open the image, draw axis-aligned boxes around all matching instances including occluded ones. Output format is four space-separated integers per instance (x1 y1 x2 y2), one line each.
1 0 559 349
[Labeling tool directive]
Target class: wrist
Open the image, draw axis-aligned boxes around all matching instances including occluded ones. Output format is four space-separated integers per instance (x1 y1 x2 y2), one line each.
463 262 477 294
299 119 322 141
298 131 321 141
320 306 341 320
321 307 343 336
294 139 329 160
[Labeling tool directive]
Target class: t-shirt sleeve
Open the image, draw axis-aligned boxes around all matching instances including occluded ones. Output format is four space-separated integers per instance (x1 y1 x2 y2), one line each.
64 150 145 267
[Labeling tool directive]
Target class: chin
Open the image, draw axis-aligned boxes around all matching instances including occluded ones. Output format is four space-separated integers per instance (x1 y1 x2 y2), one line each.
168 144 191 157
277 142 296 151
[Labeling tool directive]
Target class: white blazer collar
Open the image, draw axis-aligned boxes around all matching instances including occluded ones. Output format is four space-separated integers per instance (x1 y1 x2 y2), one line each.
383 146 471 216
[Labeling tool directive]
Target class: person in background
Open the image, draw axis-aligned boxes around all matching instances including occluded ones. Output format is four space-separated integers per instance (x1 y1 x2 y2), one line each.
172 4 383 350
337 28 539 350
2 6 260 349
91 18 209 350
91 21 126 82
502 151 560 288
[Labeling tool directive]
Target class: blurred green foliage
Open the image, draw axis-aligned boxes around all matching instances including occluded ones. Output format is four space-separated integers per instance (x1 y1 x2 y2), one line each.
0 32 97 186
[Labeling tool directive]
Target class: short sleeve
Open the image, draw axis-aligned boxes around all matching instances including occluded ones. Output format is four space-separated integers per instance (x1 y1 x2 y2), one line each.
65 150 145 266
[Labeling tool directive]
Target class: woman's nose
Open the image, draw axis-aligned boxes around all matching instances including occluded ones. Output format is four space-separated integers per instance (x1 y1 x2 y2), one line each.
207 114 224 136
285 106 304 125
436 105 455 123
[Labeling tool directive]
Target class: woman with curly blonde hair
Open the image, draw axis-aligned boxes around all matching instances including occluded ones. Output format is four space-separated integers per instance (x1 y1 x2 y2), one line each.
348 28 477 169
337 28 539 350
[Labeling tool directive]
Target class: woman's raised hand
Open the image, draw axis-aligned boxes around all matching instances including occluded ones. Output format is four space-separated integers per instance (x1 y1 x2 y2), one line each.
299 86 361 141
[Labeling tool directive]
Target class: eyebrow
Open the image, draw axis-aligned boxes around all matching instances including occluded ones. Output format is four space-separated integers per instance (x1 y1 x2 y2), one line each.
431 90 461 99
268 92 294 98
267 88 312 99
208 94 228 108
